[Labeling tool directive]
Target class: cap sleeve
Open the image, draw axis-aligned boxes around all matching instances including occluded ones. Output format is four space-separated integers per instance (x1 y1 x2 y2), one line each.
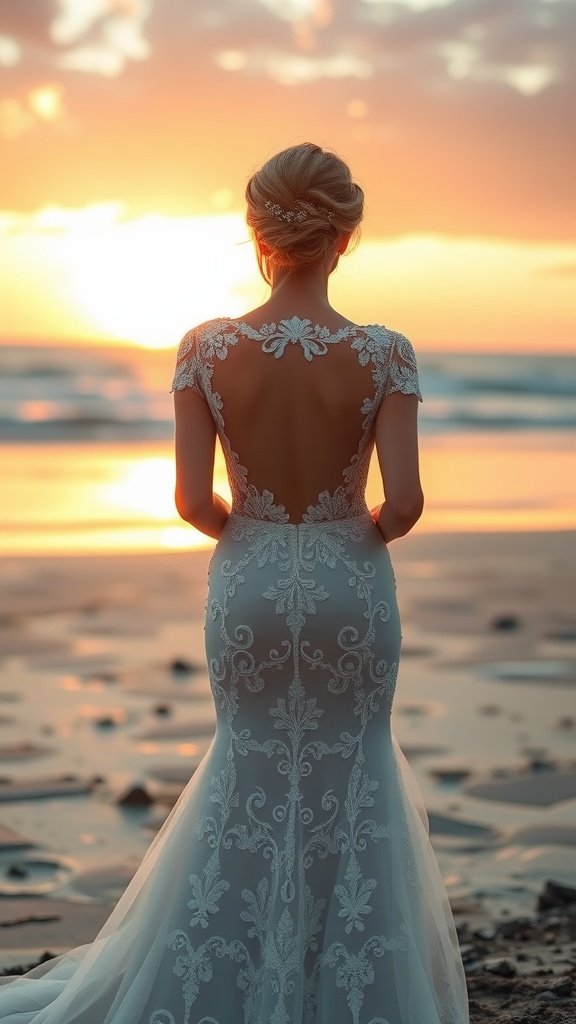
385 331 422 401
170 328 202 394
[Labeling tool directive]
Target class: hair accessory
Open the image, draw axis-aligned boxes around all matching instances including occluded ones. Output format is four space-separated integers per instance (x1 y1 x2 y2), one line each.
264 199 334 224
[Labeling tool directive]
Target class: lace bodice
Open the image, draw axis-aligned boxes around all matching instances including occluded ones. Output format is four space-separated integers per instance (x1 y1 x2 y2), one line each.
171 316 422 524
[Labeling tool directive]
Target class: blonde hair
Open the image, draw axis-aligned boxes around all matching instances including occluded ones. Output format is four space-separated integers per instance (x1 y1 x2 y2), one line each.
245 142 364 281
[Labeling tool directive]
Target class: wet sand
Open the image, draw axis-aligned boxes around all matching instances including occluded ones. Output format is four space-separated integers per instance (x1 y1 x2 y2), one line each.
0 530 575 1018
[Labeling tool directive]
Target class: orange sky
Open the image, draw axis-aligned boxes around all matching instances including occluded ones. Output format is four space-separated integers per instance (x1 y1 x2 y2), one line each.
0 0 574 352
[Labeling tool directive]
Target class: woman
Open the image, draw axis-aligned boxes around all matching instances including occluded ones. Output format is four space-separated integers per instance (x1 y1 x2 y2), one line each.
0 143 469 1023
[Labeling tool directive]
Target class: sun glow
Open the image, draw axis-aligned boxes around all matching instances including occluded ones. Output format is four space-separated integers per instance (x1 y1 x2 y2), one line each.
0 203 575 351
108 463 208 549
0 204 261 349
63 208 259 348
106 456 175 517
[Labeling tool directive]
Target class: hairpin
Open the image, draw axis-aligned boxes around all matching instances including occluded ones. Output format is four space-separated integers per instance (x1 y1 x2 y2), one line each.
264 199 334 223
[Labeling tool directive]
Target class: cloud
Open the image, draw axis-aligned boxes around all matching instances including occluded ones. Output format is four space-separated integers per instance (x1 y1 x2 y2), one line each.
0 0 573 244
0 34 21 66
2 1 573 89
256 0 333 25
215 47 373 83
51 0 152 76
0 0 153 76
0 201 126 235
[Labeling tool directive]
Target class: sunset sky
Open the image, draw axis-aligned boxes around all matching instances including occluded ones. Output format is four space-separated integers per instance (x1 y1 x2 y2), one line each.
1 0 575 351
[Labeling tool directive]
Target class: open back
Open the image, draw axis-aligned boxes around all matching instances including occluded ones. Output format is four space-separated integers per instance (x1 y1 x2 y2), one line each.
170 316 422 523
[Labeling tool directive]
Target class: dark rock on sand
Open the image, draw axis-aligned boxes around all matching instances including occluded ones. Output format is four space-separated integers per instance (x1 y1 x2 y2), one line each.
116 784 154 807
498 917 538 941
527 756 558 772
92 671 118 684
458 943 480 966
484 957 517 977
552 977 573 998
169 657 199 675
537 880 576 911
536 990 559 1002
1 951 56 976
473 925 498 941
490 614 521 632
94 715 117 729
478 703 501 716
7 864 28 879
429 765 472 784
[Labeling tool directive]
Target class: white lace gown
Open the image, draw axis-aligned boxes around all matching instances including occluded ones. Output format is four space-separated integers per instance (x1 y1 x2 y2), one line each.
0 317 470 1023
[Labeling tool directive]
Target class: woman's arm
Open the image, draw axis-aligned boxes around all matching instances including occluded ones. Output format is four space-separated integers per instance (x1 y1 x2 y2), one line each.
371 391 424 542
173 388 230 540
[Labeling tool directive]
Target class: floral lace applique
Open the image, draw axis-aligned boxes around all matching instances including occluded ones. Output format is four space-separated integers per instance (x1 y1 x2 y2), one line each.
233 315 358 360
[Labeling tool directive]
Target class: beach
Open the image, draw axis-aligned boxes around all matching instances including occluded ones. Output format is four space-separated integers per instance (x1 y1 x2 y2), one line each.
1 1 575 1015
0 529 575 1020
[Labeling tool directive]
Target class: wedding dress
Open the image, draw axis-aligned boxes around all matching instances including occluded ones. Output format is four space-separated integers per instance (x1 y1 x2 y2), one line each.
0 316 470 1023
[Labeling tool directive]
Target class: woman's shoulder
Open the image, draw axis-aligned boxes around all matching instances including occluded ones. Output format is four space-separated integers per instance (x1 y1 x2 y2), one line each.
175 317 237 359
348 324 421 399
357 323 411 341
350 323 415 358
183 316 233 340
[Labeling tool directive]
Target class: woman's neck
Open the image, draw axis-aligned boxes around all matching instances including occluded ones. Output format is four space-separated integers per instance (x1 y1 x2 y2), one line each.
237 271 359 333
265 263 334 311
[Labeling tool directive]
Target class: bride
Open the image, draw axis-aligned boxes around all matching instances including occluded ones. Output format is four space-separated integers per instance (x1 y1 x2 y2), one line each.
0 142 469 1023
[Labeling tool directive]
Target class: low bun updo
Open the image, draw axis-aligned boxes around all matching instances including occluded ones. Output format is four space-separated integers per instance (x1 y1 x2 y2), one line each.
245 143 364 281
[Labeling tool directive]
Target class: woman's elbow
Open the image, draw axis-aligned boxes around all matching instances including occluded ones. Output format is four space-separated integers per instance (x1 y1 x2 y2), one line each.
390 488 424 526
175 489 206 524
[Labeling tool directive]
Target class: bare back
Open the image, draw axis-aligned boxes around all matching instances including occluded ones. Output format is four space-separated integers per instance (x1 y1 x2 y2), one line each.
170 316 422 524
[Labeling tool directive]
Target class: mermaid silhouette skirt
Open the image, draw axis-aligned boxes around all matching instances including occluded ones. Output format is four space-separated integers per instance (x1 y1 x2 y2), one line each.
0 512 469 1023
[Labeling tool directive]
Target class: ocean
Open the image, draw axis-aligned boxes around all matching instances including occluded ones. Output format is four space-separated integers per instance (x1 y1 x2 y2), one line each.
2 343 575 441
1 342 575 555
